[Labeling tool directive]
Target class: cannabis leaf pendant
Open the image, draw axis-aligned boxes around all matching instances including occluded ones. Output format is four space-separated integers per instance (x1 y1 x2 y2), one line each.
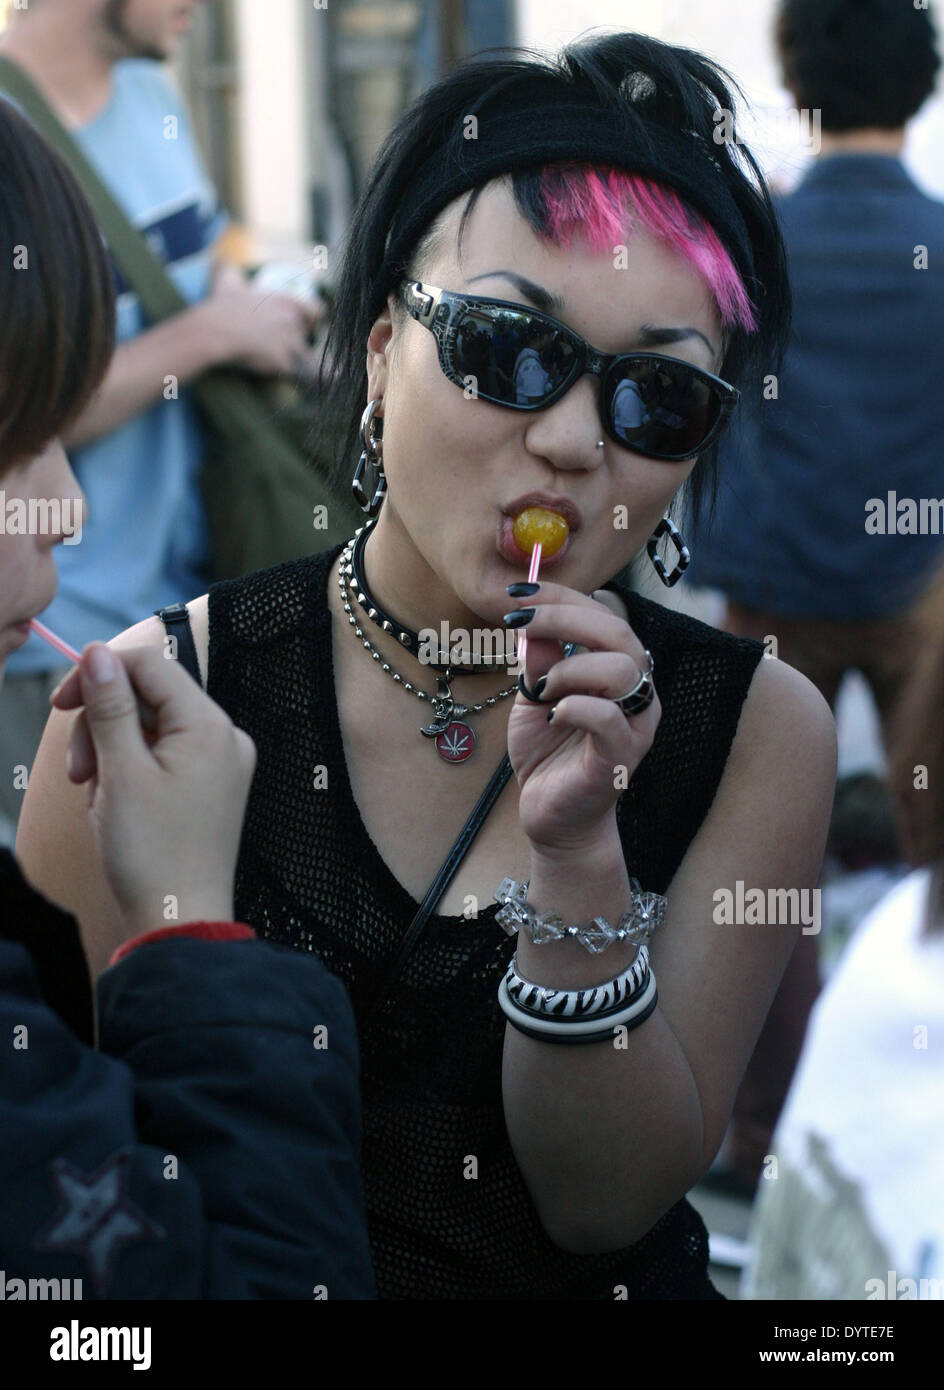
419 674 476 762
434 721 476 762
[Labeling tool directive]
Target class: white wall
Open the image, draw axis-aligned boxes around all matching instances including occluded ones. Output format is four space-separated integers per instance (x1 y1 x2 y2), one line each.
517 0 664 55
234 0 944 260
234 0 309 257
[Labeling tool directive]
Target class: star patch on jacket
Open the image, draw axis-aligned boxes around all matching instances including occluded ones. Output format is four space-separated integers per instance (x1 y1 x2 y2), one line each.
32 1149 166 1294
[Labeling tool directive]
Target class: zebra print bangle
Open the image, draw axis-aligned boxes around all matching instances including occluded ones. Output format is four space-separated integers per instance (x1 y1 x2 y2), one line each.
500 961 652 1032
498 968 659 1044
504 945 649 1019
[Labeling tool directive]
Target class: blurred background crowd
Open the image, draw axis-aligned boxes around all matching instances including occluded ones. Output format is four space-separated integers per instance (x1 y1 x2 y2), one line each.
37 0 944 265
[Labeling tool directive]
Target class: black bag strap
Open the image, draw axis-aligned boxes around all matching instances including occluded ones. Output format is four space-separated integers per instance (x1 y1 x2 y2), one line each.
154 600 514 999
155 604 203 687
374 644 587 1000
369 751 514 1007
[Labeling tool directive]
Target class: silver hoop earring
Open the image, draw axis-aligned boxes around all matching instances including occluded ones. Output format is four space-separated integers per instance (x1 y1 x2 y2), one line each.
351 398 387 517
647 514 691 587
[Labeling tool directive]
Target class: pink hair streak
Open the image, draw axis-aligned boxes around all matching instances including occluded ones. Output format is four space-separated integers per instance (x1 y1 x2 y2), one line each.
538 163 758 336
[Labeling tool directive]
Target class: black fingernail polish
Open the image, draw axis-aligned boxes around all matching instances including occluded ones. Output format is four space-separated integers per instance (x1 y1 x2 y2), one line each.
533 674 548 697
506 581 541 597
503 607 535 628
517 672 543 703
546 707 556 724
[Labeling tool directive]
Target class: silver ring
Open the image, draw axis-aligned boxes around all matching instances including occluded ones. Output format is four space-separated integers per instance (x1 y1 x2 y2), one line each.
613 649 655 716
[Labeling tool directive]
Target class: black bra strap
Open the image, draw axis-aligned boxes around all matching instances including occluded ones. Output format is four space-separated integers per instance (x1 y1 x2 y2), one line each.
154 602 203 687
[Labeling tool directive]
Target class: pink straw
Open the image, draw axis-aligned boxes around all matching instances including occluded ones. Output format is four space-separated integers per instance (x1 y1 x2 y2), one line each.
29 618 82 664
517 542 542 670
29 617 157 736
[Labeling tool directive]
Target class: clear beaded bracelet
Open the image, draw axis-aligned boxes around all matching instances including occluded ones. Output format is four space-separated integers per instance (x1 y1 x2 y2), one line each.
493 876 666 954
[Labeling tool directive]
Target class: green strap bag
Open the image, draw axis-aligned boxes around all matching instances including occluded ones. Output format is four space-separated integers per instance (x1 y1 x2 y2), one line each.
0 54 361 580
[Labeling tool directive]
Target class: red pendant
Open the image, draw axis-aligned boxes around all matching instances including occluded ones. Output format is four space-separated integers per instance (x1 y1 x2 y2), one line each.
435 721 476 762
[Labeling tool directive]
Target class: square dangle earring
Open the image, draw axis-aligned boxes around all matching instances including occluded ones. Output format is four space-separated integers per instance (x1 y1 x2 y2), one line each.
352 397 387 516
647 514 691 587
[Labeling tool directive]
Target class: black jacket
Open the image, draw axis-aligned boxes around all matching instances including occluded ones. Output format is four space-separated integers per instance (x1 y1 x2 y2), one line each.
0 849 375 1299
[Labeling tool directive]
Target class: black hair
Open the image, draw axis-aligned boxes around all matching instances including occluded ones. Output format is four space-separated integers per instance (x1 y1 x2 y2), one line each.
0 98 116 474
316 31 792 538
775 0 941 132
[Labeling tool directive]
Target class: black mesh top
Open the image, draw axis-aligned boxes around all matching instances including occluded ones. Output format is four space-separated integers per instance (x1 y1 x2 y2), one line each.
206 540 766 1299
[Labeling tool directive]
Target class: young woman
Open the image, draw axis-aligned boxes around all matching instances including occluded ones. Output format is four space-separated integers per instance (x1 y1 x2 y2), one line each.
0 99 374 1299
20 32 838 1299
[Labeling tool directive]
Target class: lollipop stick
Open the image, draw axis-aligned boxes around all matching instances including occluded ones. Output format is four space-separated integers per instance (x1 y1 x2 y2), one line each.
517 541 542 670
29 619 81 665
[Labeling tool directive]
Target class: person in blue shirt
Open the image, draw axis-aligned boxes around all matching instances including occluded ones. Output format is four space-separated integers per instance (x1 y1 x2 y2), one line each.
0 96 374 1301
687 0 944 1198
0 0 320 844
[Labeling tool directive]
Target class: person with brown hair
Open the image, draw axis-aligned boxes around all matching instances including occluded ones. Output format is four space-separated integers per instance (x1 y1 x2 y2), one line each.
0 0 319 844
0 98 374 1299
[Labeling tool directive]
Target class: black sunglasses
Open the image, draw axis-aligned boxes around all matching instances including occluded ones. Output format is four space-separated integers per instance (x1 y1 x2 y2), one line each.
399 279 739 462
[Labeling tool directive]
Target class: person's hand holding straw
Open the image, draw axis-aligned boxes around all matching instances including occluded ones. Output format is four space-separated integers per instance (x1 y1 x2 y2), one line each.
48 643 257 951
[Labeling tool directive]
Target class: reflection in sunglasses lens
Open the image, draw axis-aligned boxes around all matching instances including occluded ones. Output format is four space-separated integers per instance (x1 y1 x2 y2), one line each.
452 303 719 458
455 306 578 406
609 361 717 457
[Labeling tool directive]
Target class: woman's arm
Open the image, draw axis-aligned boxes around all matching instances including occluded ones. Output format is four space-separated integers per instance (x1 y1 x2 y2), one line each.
501 655 837 1253
62 275 321 451
61 307 229 450
15 598 209 983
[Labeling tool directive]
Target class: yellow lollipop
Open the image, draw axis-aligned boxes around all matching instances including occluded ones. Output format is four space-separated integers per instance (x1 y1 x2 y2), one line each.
512 507 570 557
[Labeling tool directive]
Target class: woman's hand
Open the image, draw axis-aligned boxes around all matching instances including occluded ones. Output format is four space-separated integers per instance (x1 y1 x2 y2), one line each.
504 581 660 855
49 643 257 944
203 272 322 378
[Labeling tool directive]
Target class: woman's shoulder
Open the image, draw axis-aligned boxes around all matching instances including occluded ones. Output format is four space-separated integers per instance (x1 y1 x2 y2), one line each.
102 546 344 695
206 544 345 649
